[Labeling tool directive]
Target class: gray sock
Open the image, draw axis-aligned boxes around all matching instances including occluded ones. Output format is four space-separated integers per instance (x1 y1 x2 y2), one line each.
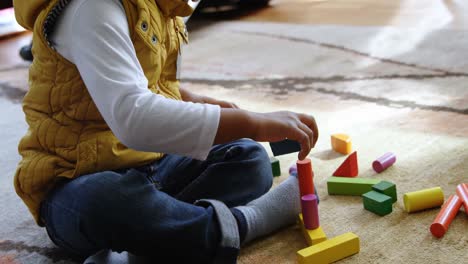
234 175 301 244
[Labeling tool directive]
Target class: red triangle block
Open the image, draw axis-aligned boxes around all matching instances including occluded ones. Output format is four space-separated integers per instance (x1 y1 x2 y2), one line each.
333 151 358 177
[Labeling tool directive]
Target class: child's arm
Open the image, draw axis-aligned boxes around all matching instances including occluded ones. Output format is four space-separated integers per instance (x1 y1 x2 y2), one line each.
215 109 318 160
179 87 238 109
180 87 318 160
180 87 317 160
52 0 317 161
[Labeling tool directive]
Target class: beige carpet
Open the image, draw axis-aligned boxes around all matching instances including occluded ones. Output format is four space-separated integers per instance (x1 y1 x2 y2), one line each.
185 84 468 264
1 19 467 263
182 21 468 263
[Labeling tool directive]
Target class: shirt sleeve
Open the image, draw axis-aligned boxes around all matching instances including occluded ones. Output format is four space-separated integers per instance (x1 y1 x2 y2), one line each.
50 0 220 160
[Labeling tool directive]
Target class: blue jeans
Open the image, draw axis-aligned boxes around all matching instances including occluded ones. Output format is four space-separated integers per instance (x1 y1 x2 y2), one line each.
40 139 273 264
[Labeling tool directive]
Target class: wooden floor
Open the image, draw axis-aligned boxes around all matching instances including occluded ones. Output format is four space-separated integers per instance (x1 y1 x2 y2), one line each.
0 32 30 69
244 0 468 29
1 0 468 68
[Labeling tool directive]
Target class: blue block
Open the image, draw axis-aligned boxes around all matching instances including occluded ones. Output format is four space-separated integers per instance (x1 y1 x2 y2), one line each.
269 139 301 156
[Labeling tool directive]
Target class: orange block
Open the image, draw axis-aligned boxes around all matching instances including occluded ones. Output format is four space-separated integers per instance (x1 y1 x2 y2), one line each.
333 151 358 177
331 134 352 155
297 159 315 197
430 195 462 238
455 183 468 214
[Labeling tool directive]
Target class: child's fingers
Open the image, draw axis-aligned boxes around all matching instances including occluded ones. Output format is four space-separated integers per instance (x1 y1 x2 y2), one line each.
290 127 311 160
298 114 319 147
230 103 240 109
298 122 314 150
219 100 239 109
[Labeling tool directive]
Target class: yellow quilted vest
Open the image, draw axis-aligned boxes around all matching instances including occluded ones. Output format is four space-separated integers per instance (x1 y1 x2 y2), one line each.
13 0 192 224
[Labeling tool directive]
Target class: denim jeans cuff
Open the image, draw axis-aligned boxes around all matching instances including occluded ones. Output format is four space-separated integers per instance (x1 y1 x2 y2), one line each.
195 199 240 264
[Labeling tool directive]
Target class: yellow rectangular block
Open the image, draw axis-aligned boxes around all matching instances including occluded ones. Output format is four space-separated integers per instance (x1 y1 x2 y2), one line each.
331 134 352 155
299 214 327 246
297 232 360 264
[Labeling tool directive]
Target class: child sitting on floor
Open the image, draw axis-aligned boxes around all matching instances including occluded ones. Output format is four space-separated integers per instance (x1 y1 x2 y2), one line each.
13 0 318 263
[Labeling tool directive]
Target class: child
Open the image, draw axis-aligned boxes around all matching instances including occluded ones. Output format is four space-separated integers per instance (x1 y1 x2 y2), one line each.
13 0 318 263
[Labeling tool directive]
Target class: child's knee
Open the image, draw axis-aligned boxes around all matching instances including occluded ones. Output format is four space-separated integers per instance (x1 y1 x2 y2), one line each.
240 140 273 195
249 166 272 195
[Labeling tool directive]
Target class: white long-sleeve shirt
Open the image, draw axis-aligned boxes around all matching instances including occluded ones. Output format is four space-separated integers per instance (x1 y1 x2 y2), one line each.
50 0 220 160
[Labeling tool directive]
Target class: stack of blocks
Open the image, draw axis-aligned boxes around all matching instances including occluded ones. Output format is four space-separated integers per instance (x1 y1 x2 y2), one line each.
296 158 360 264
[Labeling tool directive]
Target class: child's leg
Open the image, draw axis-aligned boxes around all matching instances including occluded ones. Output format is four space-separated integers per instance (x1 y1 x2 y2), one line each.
232 175 301 244
150 138 273 207
151 138 303 244
40 169 240 264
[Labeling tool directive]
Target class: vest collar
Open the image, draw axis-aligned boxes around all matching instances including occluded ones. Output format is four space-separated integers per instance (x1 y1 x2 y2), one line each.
13 0 194 31
13 0 49 30
154 0 194 17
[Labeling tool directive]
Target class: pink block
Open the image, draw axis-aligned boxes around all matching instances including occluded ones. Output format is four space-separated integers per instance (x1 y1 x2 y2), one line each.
372 152 396 173
301 194 319 230
289 163 298 175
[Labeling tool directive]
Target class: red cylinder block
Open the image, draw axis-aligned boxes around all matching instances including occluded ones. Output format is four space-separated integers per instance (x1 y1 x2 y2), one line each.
301 194 319 230
455 183 468 215
430 195 462 238
297 159 314 198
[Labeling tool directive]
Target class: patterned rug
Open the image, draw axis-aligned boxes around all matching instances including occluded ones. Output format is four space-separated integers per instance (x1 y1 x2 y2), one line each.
0 19 467 264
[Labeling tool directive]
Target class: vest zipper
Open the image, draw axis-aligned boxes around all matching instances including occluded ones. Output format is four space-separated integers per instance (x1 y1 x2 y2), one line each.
43 0 73 49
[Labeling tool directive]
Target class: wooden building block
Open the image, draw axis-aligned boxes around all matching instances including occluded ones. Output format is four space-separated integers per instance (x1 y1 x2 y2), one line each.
289 163 298 175
297 159 315 197
455 183 468 215
269 139 301 156
270 157 281 177
363 191 393 216
331 134 352 155
333 151 358 177
297 232 360 264
403 187 444 213
430 195 463 238
372 152 396 173
372 181 397 203
299 214 327 246
327 177 381 196
301 194 319 229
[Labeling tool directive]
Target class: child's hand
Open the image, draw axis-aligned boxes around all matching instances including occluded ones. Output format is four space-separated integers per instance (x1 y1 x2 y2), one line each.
251 111 318 160
215 109 318 160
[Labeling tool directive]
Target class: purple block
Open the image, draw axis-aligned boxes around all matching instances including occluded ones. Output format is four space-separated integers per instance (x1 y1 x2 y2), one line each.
301 194 319 230
372 152 396 173
289 163 297 175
